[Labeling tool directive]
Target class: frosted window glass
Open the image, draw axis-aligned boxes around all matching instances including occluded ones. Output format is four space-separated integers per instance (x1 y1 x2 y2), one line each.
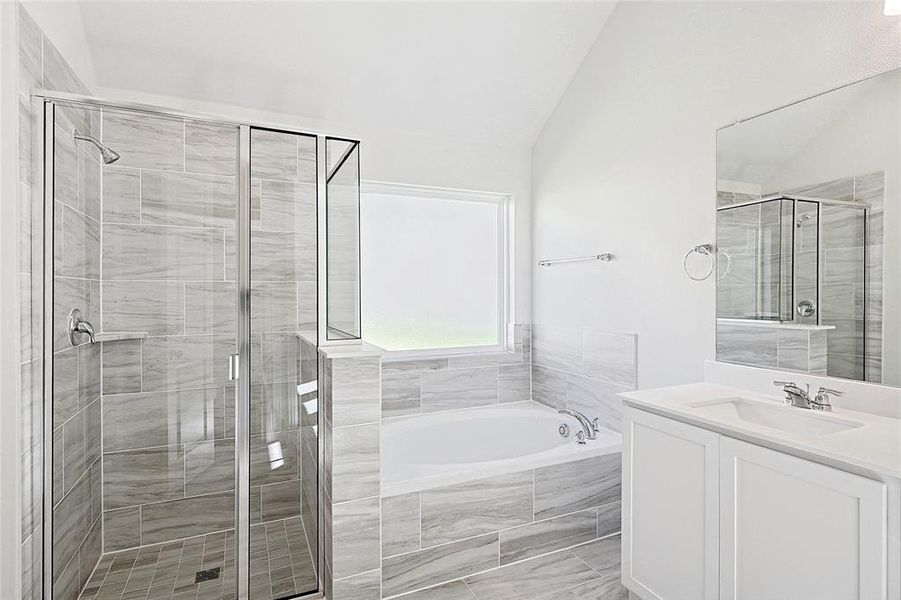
361 191 501 351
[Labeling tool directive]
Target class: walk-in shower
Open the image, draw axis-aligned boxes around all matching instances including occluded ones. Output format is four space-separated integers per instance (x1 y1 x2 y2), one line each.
716 193 876 380
36 91 360 600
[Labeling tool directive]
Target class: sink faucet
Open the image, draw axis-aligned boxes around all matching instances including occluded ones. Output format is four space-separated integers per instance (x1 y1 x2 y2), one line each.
558 409 599 441
773 381 813 409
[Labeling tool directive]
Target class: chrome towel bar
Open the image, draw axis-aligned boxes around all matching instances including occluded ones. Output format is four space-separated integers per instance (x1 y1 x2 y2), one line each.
538 253 614 267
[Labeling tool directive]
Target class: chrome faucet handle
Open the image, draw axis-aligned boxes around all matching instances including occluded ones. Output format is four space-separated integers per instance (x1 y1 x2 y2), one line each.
812 387 843 412
591 417 600 433
575 430 586 445
67 308 96 346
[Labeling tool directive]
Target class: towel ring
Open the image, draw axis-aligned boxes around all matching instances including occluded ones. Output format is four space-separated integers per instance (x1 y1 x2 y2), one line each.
683 243 730 281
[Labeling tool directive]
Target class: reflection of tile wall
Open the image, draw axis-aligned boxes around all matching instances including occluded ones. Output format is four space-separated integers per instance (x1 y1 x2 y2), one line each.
784 173 884 382
716 321 827 375
16 4 96 598
380 324 531 419
530 325 637 433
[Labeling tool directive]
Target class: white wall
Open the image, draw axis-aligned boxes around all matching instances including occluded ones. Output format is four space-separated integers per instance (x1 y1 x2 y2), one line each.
0 4 22 595
93 87 533 324
531 1 901 389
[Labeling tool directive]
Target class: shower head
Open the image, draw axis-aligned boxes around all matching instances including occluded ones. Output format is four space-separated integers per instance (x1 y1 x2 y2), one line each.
73 129 120 164
796 213 814 228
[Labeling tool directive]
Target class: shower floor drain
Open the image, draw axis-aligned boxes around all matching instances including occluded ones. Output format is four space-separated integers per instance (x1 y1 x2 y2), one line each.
194 567 221 583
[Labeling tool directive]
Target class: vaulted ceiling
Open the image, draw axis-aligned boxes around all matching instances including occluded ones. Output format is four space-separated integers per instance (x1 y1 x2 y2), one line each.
78 1 616 146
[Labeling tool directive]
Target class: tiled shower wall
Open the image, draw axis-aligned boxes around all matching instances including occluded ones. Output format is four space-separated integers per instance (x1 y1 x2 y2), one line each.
97 118 318 561
16 4 96 599
783 173 885 382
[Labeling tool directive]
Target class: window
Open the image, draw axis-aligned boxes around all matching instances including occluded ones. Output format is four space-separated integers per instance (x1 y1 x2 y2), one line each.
360 182 510 353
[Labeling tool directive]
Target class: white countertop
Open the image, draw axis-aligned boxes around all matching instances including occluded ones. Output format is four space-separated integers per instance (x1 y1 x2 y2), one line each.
621 382 901 480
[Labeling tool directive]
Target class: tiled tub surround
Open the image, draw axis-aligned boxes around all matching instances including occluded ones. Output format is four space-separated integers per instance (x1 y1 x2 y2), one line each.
16 4 96 598
530 324 638 433
379 452 624 599
380 324 532 419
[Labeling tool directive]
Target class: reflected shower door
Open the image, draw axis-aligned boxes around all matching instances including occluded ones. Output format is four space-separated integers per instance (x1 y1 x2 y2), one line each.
247 128 320 599
819 204 867 380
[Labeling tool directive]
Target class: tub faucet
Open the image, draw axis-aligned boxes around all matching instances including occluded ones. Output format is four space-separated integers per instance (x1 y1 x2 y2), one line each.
558 409 598 441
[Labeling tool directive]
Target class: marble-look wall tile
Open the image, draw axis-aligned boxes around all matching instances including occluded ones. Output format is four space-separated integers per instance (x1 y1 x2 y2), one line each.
251 130 299 181
531 365 566 410
532 325 581 372
382 371 421 418
103 506 141 551
464 548 597 600
565 574 629 600
102 111 184 171
332 497 381 579
103 388 224 452
393 580 477 600
716 321 778 369
565 374 626 433
498 508 597 565
251 282 299 333
249 230 317 281
261 480 302 522
141 170 236 228
53 474 92 579
184 439 234 497
102 281 185 336
421 367 498 413
382 359 448 373
185 121 238 177
332 423 379 503
103 446 185 509
331 356 381 427
101 340 142 394
534 454 621 520
597 501 622 538
184 281 236 335
141 335 230 392
249 430 299 486
498 364 530 403
421 472 533 547
332 569 381 600
103 223 224 281
581 331 637 388
382 492 420 558
141 491 234 545
55 203 100 280
260 180 317 233
382 533 499 598
102 167 141 224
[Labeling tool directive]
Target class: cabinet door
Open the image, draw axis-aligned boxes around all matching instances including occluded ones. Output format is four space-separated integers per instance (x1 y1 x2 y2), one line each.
623 406 720 600
720 437 886 600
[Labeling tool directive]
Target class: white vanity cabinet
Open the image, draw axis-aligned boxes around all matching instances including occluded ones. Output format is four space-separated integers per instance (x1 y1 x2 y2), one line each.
623 405 890 600
622 406 720 600
719 437 886 600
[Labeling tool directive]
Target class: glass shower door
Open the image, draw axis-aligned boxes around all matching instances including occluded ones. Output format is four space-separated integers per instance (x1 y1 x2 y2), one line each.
247 128 319 600
46 100 241 599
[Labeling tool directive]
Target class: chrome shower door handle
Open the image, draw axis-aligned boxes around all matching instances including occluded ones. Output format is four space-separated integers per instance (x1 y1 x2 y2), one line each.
67 308 96 346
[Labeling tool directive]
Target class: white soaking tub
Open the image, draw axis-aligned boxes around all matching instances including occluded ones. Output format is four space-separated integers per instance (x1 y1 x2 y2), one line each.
381 401 623 496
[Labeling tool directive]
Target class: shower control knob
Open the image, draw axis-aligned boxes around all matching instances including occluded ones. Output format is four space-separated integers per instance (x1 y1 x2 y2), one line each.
558 424 570 438
796 300 816 317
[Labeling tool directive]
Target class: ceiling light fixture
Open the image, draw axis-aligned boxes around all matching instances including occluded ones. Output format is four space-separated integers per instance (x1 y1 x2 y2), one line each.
885 0 901 16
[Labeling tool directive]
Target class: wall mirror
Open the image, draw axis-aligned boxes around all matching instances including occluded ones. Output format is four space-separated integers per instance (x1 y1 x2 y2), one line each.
716 67 899 387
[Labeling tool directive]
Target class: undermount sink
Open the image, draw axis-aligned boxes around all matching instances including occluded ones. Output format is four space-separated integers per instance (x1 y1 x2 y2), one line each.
688 397 864 436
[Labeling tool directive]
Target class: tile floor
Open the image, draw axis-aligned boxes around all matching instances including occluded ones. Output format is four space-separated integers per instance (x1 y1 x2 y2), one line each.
78 517 316 600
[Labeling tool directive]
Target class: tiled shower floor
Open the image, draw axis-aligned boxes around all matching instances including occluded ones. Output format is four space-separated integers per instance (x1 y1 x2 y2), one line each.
78 517 316 600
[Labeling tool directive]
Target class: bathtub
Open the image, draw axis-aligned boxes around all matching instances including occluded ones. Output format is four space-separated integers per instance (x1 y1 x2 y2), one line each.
381 401 623 497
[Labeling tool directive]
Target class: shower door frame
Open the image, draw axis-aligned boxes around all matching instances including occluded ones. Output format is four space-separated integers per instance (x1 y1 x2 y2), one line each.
35 89 353 600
